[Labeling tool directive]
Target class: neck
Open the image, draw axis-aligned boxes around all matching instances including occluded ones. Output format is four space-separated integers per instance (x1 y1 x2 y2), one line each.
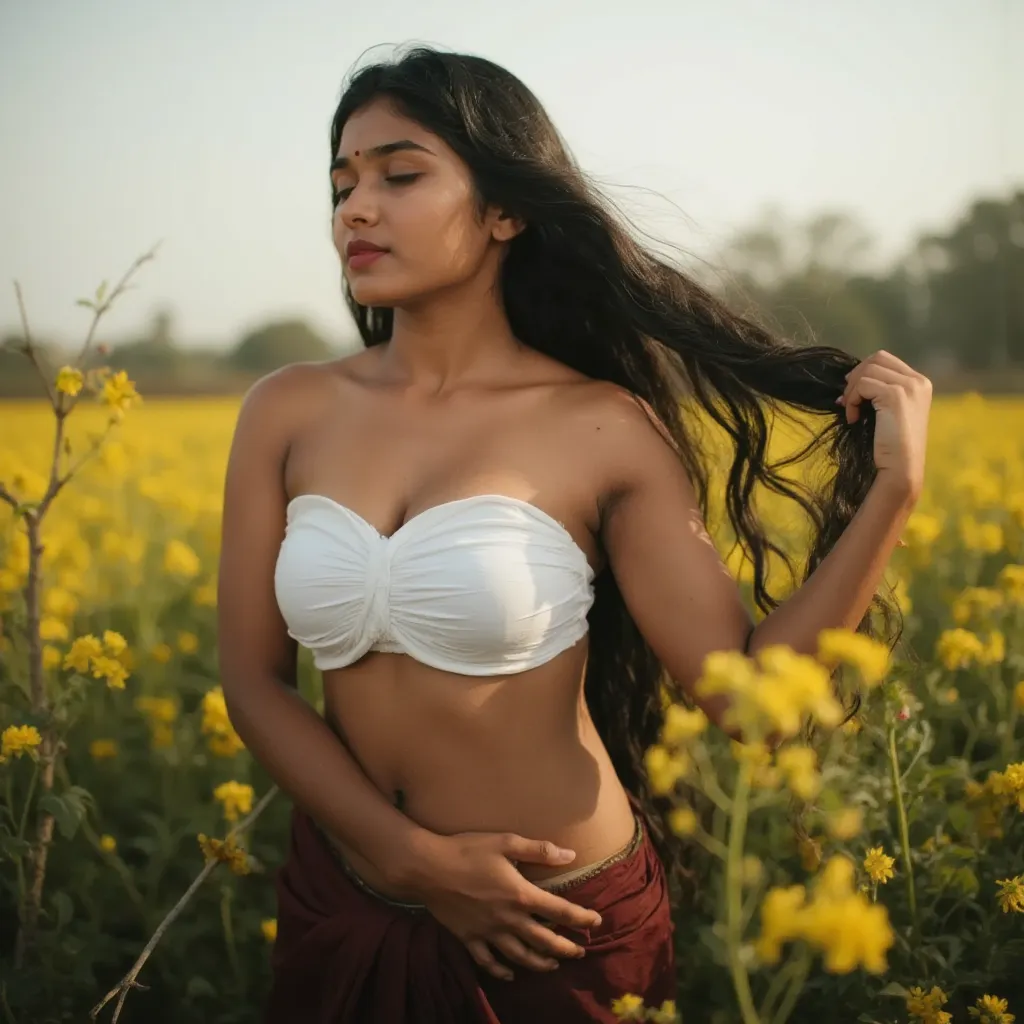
378 264 522 395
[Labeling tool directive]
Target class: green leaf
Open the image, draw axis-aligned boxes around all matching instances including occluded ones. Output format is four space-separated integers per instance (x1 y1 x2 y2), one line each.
50 890 74 930
75 298 95 309
95 280 108 303
37 788 91 840
185 976 217 999
878 981 910 998
946 801 972 835
0 834 31 861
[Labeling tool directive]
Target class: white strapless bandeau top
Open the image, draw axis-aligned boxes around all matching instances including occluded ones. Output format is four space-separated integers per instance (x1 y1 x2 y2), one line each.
273 493 596 675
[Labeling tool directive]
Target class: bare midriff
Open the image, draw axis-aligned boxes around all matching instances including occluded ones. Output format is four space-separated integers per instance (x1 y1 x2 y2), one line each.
321 636 637 899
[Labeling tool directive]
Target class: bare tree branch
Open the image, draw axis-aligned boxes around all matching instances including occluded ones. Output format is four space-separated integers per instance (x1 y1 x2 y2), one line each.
13 281 57 408
0 482 19 510
72 244 161 374
91 785 279 1023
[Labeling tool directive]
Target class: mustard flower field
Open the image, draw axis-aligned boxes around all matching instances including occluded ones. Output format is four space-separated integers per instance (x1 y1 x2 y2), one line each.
2 387 1024 1024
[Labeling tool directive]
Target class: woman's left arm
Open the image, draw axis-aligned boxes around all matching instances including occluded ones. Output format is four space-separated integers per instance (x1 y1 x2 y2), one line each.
597 350 931 724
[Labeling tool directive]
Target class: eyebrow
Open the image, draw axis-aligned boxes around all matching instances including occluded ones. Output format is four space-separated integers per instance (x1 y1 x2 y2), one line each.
330 139 434 172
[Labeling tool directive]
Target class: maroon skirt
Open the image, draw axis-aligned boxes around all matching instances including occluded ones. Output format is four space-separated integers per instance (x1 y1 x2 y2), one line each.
265 807 676 1023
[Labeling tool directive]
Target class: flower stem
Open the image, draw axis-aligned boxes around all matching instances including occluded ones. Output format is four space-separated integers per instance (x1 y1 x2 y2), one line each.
769 952 811 1024
886 724 918 938
726 760 761 1024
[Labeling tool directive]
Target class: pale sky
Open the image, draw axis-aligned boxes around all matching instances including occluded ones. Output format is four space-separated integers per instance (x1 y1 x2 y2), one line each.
1 0 1020 351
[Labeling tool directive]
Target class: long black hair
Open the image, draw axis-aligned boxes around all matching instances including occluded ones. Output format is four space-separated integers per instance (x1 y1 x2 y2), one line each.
329 45 902 892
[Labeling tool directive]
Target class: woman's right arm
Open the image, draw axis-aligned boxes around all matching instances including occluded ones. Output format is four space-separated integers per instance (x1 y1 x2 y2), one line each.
216 367 602 980
216 367 423 877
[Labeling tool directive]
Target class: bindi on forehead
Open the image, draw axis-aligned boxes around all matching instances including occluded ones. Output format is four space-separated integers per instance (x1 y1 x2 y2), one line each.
330 139 434 173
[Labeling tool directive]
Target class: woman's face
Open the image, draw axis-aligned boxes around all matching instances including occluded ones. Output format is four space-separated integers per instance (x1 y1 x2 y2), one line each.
331 99 517 308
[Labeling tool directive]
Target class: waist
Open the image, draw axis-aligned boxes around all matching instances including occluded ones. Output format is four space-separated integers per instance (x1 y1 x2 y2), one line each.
317 812 646 912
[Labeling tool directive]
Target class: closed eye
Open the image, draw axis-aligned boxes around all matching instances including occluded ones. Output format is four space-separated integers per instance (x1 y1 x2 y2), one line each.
332 173 423 206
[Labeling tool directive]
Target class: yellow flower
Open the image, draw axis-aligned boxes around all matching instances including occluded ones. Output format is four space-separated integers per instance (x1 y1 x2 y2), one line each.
776 746 821 801
995 875 1024 914
102 630 127 656
826 807 864 841
1015 681 1024 711
201 686 246 757
42 645 62 670
163 539 201 579
207 732 246 758
39 617 69 642
176 631 199 654
960 515 1004 553
816 628 890 686
0 569 21 592
150 642 173 664
89 739 118 760
660 705 707 745
261 918 278 943
731 740 771 765
197 833 252 876
863 847 895 885
101 369 140 412
756 854 894 975
799 892 893 974
987 764 1024 812
64 634 103 673
91 655 128 690
0 724 42 763
193 581 218 607
151 723 174 750
952 586 1004 625
55 365 84 397
644 745 689 796
906 984 952 1024
935 628 985 671
902 511 942 549
214 781 254 823
99 834 117 853
134 696 178 724
814 855 856 899
610 993 646 1021
997 564 1024 603
741 855 764 887
648 1000 678 1024
978 630 1006 666
754 885 808 964
668 806 698 836
969 994 1015 1024
696 650 758 697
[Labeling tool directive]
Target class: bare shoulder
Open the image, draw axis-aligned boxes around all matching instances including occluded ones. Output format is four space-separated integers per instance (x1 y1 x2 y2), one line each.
555 380 683 472
233 353 368 444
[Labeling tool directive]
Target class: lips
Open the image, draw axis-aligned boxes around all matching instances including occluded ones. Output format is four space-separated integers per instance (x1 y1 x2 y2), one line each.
346 239 389 270
346 240 388 257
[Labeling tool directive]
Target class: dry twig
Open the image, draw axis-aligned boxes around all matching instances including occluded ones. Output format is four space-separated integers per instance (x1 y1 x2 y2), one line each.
90 785 279 1023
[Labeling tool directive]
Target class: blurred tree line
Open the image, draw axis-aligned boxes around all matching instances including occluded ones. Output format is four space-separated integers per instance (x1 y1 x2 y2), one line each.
2 186 1022 397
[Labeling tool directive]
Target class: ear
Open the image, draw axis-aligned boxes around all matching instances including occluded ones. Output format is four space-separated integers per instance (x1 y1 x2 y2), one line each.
488 207 526 243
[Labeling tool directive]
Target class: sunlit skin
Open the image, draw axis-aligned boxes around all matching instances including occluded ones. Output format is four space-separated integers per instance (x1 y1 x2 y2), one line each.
217 97 930 981
311 99 638 881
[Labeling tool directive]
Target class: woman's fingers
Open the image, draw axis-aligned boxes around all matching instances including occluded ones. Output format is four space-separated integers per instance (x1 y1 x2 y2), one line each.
464 938 513 981
841 365 913 421
515 917 587 959
490 933 560 972
522 885 603 932
499 833 576 867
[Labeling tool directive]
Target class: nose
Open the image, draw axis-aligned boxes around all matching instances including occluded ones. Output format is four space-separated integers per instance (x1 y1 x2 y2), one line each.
339 180 379 230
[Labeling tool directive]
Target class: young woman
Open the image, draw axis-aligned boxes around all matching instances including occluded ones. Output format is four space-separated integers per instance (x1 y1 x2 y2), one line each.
216 46 931 1024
